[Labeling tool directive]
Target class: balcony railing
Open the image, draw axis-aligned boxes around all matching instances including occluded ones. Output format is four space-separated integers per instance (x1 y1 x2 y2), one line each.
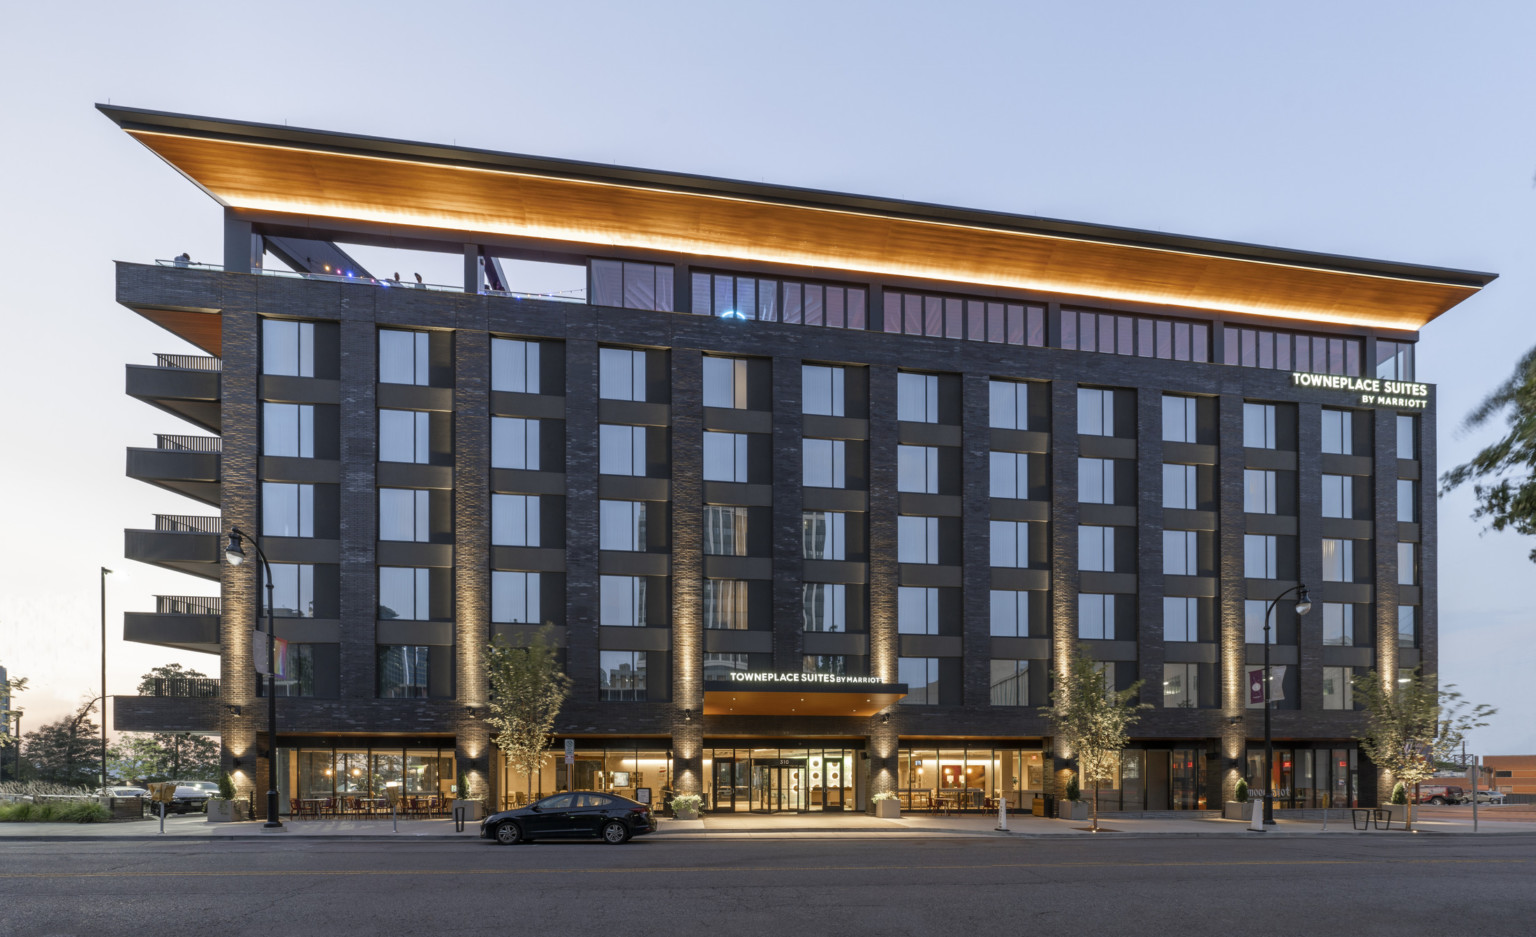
144 677 220 698
154 353 222 371
154 514 222 534
155 434 223 453
156 595 222 616
154 259 585 303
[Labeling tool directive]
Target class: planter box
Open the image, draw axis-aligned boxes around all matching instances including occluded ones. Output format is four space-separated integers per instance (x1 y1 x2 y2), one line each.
451 800 483 822
205 800 249 823
1223 801 1254 821
1383 804 1408 823
673 806 700 821
873 799 901 819
1057 800 1089 821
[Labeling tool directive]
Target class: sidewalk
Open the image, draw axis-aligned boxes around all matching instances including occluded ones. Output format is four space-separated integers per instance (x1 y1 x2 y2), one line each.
3 808 1535 841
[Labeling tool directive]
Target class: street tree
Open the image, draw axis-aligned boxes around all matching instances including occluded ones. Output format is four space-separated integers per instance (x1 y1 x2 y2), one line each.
110 732 220 784
1352 670 1495 831
22 700 101 787
484 627 570 805
1042 651 1146 832
1441 345 1536 562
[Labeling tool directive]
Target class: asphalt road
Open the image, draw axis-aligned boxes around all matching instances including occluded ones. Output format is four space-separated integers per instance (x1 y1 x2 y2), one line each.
2 834 1532 937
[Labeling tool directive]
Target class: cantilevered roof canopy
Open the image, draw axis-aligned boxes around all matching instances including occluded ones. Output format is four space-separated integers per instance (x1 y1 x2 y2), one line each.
99 104 1495 331
702 679 906 718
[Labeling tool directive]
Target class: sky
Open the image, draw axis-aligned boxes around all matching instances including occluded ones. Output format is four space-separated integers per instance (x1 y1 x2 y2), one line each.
1 0 1533 754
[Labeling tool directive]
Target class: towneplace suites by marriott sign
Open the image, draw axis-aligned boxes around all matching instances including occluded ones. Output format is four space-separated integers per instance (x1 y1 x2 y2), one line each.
703 672 907 717
1290 372 1431 409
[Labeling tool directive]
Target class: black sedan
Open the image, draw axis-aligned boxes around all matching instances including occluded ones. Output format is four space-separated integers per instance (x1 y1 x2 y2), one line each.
480 791 656 845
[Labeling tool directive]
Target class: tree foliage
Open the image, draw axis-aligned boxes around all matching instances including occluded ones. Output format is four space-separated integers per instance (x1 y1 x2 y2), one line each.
1352 670 1494 830
1042 652 1145 831
1441 346 1536 562
484 627 570 804
136 663 210 695
109 733 219 784
22 701 101 787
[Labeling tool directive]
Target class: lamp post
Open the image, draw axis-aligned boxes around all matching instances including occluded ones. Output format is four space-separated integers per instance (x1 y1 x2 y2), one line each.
224 527 282 829
1262 583 1311 826
100 567 112 792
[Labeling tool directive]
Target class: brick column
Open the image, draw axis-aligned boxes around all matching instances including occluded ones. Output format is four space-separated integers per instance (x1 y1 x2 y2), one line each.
670 348 704 794
865 364 899 790
455 328 492 803
1216 393 1247 803
1048 380 1080 799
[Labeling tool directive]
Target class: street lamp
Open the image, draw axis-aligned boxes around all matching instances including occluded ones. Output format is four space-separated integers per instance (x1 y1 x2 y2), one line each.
1262 583 1311 826
225 526 282 829
100 567 112 792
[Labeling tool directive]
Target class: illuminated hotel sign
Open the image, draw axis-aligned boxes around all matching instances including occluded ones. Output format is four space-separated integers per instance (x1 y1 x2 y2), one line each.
1290 372 1431 409
725 671 884 686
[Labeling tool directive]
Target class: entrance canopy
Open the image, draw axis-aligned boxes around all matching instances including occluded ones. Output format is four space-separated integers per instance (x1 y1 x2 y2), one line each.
703 674 906 717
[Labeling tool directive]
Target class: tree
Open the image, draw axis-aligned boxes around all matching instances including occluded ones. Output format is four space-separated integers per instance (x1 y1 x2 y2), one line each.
22 700 101 788
1042 652 1146 832
137 663 210 695
0 668 25 749
109 732 220 784
1441 346 1536 562
484 627 570 805
1352 670 1494 831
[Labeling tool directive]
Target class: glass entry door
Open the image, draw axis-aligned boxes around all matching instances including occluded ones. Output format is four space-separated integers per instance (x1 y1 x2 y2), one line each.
751 762 806 813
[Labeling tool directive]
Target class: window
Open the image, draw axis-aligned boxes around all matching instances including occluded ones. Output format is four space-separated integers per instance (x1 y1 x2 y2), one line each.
1244 600 1270 644
379 410 431 464
1061 309 1209 361
1321 539 1354 582
599 348 648 401
491 417 540 470
1321 409 1354 455
379 329 429 385
491 494 540 547
264 403 314 458
1163 596 1199 642
1163 395 1198 443
601 576 648 627
1078 594 1115 640
802 511 846 560
1244 403 1277 449
990 380 1033 430
703 431 749 483
990 591 1030 637
803 583 847 632
802 365 845 416
899 658 940 705
704 579 749 630
805 655 850 676
271 643 337 698
1078 388 1114 436
1244 535 1278 579
1375 340 1415 380
884 290 1044 345
1164 530 1198 576
991 521 1032 568
1321 475 1353 519
1322 667 1354 710
600 501 647 551
1244 469 1278 514
990 661 1029 707
1322 603 1354 646
490 337 540 394
704 506 748 556
599 650 647 701
264 482 315 537
1396 415 1417 460
704 652 749 680
897 445 939 494
591 259 673 312
600 425 649 476
692 271 864 327
897 372 939 423
377 645 451 698
1397 480 1416 523
803 438 847 488
1163 663 1198 708
1398 542 1417 585
1224 326 1360 375
378 567 431 620
259 563 314 618
263 319 314 377
1398 606 1417 648
1080 526 1116 572
898 587 941 635
1164 464 1198 509
1079 458 1116 504
703 356 749 409
899 516 940 564
991 451 1033 500
379 488 429 542
491 571 540 624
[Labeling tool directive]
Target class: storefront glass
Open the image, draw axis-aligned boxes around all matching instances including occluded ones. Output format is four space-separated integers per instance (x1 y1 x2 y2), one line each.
896 744 1043 812
703 745 857 813
278 741 457 817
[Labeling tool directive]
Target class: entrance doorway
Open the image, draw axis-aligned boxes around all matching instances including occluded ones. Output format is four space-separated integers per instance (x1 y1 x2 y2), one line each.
753 762 805 813
705 746 856 813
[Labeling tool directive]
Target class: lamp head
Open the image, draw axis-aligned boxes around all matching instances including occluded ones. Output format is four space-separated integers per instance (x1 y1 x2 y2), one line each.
1295 585 1312 617
224 532 246 566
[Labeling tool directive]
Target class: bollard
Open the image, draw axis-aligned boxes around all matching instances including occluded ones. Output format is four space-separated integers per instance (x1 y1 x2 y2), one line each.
1322 808 1327 832
392 801 398 834
159 802 166 835
996 796 1008 832
1249 802 1265 833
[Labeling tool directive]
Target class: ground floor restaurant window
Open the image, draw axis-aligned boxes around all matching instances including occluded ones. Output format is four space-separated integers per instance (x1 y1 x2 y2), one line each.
1245 746 1357 808
496 742 672 811
277 742 456 818
897 745 1043 812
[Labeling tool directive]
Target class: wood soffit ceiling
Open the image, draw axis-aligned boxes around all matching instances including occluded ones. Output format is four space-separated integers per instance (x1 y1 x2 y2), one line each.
702 689 907 718
112 112 1496 332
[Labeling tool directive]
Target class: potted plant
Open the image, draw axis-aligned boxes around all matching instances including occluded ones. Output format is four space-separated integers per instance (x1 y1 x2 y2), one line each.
1057 775 1089 821
669 793 703 820
1224 778 1253 821
870 791 900 819
1383 781 1409 823
451 770 483 822
206 772 249 823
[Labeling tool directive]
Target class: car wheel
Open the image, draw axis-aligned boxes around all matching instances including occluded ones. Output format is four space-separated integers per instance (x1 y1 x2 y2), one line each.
1430 797 1445 805
494 821 523 845
601 820 630 845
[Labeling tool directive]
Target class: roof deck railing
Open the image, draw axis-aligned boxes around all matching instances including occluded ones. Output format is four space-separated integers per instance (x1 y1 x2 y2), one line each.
153 353 222 371
156 595 223 616
153 514 222 534
154 259 585 303
155 434 222 453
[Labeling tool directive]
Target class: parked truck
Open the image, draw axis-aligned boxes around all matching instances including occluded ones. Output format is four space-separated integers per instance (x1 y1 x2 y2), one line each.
1414 784 1465 805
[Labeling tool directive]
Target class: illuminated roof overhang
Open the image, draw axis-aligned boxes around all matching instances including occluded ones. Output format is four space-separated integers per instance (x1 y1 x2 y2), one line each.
99 104 1496 331
702 681 906 718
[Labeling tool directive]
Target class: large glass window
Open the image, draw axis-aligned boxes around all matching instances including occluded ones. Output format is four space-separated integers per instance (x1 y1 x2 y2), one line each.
601 576 648 627
1078 388 1114 436
272 643 337 698
600 425 648 476
1080 526 1116 572
898 516 940 564
1396 415 1417 460
377 645 451 698
1398 542 1417 585
1375 340 1415 380
704 432 750 483
1078 594 1115 640
885 290 1044 344
1224 326 1360 375
264 482 315 537
990 521 1032 568
802 511 847 560
259 563 315 618
379 488 428 542
491 494 540 547
898 658 940 705
990 451 1033 499
264 403 314 458
803 438 847 488
1244 403 1277 449
1322 603 1353 646
703 356 749 409
1321 475 1353 519
1244 534 1278 579
379 410 430 464
599 347 649 401
898 587 941 635
1398 606 1417 648
263 320 314 377
990 661 1029 707
1322 667 1354 710
1163 395 1198 443
490 337 540 394
990 590 1030 637
692 271 863 327
599 650 647 701
704 506 749 556
1321 409 1354 455
1164 464 1197 509
491 417 540 470
1079 458 1116 504
379 329 429 385
378 567 431 620
1062 308 1209 362
1244 600 1270 644
989 380 1033 430
1164 530 1198 576
802 583 847 632
491 571 540 624
1397 480 1417 523
897 445 940 494
1244 469 1278 514
1321 538 1355 582
704 579 747 630
600 501 647 551
897 373 939 423
1163 596 1199 642
1163 663 1198 708
591 259 673 312
802 365 846 416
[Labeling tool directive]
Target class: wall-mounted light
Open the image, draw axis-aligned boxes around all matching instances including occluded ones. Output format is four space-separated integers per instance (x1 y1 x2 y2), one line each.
880 712 890 725
226 704 242 716
683 708 694 724
232 758 243 769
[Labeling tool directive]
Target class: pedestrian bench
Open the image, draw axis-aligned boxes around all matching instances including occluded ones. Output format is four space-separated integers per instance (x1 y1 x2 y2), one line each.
1351 808 1395 831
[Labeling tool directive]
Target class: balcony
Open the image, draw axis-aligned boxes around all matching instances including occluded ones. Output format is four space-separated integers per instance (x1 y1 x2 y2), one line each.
124 594 221 655
126 434 221 506
113 685 221 734
124 514 222 580
126 354 221 433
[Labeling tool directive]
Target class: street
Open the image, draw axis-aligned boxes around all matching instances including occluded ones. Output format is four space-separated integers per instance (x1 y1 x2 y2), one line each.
1 834 1532 937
